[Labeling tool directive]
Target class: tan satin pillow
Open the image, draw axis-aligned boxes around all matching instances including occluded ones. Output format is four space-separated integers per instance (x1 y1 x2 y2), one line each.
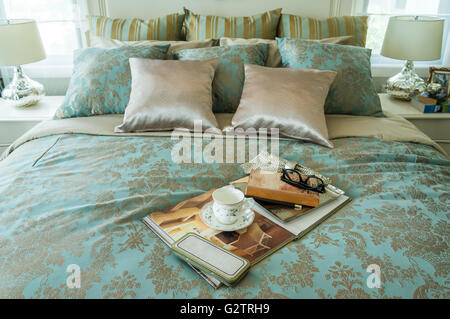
219 36 352 67
89 36 218 59
115 58 219 133
227 64 337 148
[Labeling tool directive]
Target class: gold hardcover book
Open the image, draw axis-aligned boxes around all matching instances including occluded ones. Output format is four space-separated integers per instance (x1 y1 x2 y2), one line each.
245 169 320 207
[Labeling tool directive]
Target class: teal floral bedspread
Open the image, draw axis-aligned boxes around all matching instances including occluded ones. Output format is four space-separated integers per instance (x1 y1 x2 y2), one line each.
0 134 449 298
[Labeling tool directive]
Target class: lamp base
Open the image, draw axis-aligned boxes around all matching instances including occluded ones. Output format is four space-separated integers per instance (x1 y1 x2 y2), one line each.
1 66 45 107
385 60 426 101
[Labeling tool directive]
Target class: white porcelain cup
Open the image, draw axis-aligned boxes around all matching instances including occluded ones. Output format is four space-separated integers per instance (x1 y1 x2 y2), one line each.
212 185 245 225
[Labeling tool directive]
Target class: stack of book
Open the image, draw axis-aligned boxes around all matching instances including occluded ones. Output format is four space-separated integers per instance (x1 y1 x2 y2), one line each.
243 169 340 222
411 93 450 113
143 169 351 288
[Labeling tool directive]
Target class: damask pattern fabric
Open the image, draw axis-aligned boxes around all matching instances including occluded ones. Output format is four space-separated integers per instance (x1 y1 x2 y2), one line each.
183 8 282 41
88 14 185 41
277 14 368 47
277 38 383 116
54 45 169 119
0 133 448 298
219 36 352 67
173 44 268 113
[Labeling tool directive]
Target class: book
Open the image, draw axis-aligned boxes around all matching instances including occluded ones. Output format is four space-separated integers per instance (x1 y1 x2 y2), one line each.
232 176 342 223
441 101 450 113
442 105 450 113
142 178 351 288
245 169 320 207
417 93 438 105
255 199 313 222
411 97 442 113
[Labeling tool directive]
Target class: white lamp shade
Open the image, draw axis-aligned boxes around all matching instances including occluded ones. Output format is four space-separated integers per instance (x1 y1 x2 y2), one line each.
381 16 444 61
0 19 46 66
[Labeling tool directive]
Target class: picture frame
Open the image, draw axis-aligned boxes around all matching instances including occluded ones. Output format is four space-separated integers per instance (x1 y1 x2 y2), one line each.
428 67 450 99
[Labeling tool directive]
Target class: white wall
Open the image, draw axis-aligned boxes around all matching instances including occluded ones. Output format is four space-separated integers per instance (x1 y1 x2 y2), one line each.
87 0 356 18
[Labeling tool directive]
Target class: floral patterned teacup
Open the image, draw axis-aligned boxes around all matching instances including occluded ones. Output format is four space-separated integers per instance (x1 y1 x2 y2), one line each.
212 185 245 225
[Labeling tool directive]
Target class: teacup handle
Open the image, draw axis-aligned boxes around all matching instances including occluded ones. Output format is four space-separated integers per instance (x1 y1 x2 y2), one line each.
240 198 251 210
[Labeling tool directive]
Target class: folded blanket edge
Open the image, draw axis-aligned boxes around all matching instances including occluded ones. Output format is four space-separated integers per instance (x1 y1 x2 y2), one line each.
1 112 447 160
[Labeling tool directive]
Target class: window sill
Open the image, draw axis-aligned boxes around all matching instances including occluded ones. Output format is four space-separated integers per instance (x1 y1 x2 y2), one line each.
371 64 439 78
22 64 73 79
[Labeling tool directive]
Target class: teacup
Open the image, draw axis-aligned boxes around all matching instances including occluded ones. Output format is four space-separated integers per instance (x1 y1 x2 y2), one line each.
212 185 245 225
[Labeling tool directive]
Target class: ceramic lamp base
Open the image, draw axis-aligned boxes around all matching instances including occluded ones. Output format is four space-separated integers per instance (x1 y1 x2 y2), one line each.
386 60 426 101
1 66 45 107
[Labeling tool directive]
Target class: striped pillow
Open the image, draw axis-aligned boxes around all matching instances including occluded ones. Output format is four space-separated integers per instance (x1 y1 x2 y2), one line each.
277 14 368 47
88 14 185 41
183 8 282 41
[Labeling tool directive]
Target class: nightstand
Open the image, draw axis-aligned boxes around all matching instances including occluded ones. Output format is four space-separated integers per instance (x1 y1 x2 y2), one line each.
380 93 450 155
0 96 63 154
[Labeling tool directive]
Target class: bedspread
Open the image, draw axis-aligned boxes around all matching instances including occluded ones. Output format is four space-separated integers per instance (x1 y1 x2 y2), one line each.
0 130 449 298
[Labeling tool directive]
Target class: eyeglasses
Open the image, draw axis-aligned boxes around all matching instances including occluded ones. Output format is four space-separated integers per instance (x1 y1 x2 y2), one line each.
281 168 326 193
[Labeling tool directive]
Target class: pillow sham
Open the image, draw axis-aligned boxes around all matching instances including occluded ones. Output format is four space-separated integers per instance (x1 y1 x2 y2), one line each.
183 8 281 41
277 14 368 47
173 44 268 113
277 38 383 116
88 14 185 41
115 58 219 133
55 45 169 119
88 36 219 59
227 64 337 148
219 36 352 67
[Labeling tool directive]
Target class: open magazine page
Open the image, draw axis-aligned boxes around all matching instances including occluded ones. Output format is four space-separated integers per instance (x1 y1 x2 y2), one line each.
147 189 295 264
249 195 351 237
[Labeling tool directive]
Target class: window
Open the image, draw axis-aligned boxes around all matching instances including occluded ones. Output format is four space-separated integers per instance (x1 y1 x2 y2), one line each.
358 0 450 75
0 0 86 77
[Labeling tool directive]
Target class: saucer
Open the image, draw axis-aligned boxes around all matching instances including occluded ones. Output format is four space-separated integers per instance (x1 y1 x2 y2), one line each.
200 199 255 232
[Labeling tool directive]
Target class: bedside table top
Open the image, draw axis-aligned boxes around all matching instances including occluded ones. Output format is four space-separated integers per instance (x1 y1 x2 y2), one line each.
379 93 450 119
0 96 64 121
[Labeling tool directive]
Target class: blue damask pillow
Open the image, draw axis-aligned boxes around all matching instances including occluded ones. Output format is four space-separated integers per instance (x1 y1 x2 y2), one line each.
277 38 383 116
55 45 169 119
173 44 268 113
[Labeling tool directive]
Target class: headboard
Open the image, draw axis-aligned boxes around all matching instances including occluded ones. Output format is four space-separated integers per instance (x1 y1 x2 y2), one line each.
87 0 357 19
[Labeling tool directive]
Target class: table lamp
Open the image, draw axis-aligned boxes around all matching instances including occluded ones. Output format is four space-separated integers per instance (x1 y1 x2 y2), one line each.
0 19 46 107
381 16 444 100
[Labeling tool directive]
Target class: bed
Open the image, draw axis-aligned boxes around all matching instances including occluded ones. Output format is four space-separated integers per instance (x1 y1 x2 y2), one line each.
0 112 448 298
0 0 449 299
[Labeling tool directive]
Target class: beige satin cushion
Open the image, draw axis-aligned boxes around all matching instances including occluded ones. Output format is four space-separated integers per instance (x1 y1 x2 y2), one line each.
115 58 219 133
227 64 337 148
89 35 218 59
219 36 352 67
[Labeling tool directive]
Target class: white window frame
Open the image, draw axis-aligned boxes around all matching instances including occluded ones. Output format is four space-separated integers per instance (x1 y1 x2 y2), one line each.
354 0 450 77
0 0 88 79
1 0 448 79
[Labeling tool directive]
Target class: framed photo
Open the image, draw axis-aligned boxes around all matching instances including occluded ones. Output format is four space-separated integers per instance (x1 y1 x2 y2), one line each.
428 67 450 99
